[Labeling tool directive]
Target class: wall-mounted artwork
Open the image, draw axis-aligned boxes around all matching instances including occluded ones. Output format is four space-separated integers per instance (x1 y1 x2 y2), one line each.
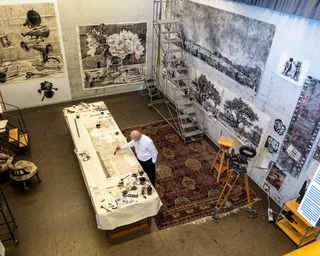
0 3 64 84
276 76 320 177
265 135 280 154
266 162 286 190
313 145 320 162
274 119 286 135
277 52 309 86
37 80 58 101
178 1 275 92
192 74 267 147
78 22 147 89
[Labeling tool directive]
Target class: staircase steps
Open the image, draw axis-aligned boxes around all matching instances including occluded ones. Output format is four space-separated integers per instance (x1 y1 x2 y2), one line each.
182 130 203 138
180 123 196 129
162 48 182 54
178 113 196 119
160 30 179 34
8 128 18 142
8 128 29 149
172 85 191 91
156 19 179 25
151 3 203 142
165 67 188 72
166 57 184 62
161 39 182 44
19 134 28 148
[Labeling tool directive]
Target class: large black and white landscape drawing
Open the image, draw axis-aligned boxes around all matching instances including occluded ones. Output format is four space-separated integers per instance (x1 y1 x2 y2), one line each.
0 3 64 84
193 74 266 146
78 22 147 89
178 1 275 92
276 76 320 177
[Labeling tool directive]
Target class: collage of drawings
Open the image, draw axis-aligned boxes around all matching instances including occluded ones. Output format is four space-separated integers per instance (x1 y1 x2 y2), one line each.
1 1 319 188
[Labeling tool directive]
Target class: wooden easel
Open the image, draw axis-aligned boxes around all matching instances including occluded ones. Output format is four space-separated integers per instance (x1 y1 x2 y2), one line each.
210 136 234 183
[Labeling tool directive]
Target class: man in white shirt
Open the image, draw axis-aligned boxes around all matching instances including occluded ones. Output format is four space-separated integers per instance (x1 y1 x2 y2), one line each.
116 130 158 186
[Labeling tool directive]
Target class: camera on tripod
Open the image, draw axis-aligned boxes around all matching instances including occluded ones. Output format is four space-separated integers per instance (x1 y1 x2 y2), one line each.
225 145 257 174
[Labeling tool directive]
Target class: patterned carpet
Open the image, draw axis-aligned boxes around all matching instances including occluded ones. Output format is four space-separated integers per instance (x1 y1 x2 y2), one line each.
122 121 258 230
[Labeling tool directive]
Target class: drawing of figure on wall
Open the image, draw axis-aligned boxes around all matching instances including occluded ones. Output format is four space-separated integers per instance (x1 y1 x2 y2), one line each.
281 58 293 76
20 41 53 63
0 3 64 84
20 9 62 71
277 53 308 86
293 61 302 81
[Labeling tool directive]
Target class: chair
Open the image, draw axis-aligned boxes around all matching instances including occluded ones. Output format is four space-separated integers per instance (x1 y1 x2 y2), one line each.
7 157 41 190
0 152 11 173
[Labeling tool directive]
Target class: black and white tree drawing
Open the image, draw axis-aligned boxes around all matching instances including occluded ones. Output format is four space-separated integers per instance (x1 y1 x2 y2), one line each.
192 74 264 146
221 98 258 129
219 97 262 146
193 74 221 117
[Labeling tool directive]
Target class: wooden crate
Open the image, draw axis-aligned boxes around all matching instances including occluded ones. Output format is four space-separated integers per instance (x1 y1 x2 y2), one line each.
106 217 152 240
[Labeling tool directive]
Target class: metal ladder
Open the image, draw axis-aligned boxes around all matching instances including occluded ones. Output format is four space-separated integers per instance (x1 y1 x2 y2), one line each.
150 0 203 143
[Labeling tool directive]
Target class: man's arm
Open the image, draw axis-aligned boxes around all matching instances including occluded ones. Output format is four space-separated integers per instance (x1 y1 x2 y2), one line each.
148 140 158 163
116 140 134 150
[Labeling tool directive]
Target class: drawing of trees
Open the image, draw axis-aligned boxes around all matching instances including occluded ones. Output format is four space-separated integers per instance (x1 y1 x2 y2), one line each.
221 97 258 128
193 74 221 117
219 97 262 146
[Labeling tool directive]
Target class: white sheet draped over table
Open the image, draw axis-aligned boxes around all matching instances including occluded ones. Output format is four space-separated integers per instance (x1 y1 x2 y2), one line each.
64 102 162 230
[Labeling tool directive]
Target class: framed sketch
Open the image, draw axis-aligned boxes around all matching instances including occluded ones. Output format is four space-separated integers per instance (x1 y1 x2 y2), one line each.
78 22 147 89
0 3 65 84
266 162 287 190
265 135 280 154
277 52 309 86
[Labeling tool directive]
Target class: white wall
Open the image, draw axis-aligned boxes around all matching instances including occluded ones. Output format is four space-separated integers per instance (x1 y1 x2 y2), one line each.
57 0 153 99
186 0 320 205
0 0 71 109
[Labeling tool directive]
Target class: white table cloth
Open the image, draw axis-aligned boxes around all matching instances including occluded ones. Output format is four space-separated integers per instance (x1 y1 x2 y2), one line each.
64 102 162 230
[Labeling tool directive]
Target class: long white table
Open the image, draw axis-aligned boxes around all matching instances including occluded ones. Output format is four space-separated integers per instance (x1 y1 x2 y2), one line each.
64 102 162 230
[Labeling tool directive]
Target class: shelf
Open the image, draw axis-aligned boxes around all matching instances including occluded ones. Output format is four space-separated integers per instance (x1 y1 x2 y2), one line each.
280 213 320 236
285 199 314 227
277 219 316 246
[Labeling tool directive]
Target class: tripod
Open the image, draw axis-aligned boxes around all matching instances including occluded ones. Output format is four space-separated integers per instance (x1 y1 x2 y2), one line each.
212 166 257 221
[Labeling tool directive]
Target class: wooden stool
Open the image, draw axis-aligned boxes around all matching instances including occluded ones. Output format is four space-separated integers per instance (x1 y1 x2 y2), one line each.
210 136 234 183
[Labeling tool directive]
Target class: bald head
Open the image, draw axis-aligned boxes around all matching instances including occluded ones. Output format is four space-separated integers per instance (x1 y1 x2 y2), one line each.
130 130 142 141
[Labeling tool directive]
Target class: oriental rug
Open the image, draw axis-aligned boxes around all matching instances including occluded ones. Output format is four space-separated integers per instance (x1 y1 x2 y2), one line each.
122 120 258 230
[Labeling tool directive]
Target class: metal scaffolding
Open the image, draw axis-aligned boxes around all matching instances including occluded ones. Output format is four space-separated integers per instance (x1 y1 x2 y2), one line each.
148 0 203 143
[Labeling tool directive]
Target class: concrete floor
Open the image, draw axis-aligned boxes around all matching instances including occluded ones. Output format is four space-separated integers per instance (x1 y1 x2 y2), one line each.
1 91 296 256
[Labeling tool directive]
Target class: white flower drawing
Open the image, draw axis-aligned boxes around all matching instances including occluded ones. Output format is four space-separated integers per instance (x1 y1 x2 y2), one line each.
106 30 144 60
